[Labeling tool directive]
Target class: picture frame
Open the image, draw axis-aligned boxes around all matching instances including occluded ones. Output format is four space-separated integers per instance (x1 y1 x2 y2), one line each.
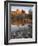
4 1 37 45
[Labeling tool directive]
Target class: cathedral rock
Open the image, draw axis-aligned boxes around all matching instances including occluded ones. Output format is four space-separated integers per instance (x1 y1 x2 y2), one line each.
10 9 32 26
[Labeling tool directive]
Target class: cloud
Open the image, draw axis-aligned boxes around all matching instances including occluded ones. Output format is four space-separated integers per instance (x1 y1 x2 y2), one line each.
11 6 32 12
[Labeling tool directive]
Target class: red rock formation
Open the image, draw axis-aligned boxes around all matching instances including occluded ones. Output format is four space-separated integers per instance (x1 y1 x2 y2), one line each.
10 9 32 25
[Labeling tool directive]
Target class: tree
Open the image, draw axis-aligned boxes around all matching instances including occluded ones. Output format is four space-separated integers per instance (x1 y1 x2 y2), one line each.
28 9 32 19
29 9 32 15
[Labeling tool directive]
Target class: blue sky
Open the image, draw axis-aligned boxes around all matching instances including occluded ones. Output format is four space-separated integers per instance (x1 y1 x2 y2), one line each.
11 6 32 11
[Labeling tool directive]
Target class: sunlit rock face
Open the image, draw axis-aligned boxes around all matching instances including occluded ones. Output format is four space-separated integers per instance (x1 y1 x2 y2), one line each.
11 9 25 16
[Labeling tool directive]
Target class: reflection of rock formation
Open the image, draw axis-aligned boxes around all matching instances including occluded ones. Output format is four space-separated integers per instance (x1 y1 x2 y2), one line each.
10 9 32 25
11 24 32 38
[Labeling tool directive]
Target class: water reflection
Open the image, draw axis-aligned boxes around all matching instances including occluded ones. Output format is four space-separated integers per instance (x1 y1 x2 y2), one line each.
11 24 32 39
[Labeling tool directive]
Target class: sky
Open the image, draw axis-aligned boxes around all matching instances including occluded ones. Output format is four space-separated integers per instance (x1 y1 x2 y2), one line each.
11 6 32 12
